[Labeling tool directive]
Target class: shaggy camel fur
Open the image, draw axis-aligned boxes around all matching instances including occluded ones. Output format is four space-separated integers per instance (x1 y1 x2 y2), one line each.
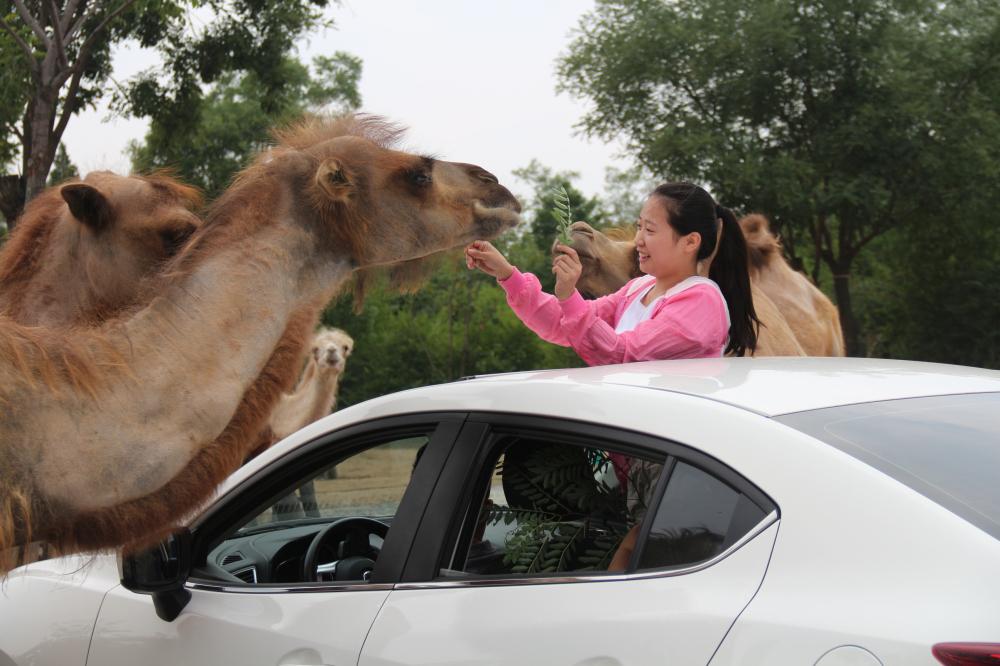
0 114 521 573
738 214 845 356
270 327 354 440
566 221 806 357
0 171 202 327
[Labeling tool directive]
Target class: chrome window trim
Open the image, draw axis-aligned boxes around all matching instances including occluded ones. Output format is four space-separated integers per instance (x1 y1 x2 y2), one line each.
394 510 779 591
186 580 395 594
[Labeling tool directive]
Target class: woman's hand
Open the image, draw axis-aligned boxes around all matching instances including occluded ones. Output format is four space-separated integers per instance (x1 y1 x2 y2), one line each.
552 244 582 301
465 241 514 280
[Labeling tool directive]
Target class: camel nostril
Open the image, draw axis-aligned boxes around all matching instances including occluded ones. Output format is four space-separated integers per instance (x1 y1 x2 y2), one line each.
474 168 499 185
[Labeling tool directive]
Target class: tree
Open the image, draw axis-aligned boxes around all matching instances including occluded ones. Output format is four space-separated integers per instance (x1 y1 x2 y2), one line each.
130 53 361 197
557 0 1000 355
0 0 333 229
46 143 77 184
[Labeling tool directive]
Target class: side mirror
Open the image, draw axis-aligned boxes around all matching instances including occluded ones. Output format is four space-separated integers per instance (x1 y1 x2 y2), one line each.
120 529 193 622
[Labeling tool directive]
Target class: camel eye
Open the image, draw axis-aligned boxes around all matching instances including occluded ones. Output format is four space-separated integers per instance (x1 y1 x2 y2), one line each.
410 170 433 187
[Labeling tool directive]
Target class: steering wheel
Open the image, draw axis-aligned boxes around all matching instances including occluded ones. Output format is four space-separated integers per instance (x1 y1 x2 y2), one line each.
302 517 389 583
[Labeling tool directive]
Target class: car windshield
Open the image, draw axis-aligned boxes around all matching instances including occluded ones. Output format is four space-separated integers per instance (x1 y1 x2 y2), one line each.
776 392 1000 541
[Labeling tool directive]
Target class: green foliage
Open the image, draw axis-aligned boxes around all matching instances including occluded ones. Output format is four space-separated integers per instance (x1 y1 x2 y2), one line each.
47 145 79 186
498 445 628 574
557 0 1000 355
130 53 361 197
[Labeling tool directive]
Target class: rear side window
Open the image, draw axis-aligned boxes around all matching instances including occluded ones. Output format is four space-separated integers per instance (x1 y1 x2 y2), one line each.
637 461 765 570
777 392 1000 541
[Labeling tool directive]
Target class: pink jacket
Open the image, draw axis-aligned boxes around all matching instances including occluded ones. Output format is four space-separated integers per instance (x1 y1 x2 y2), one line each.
499 269 729 366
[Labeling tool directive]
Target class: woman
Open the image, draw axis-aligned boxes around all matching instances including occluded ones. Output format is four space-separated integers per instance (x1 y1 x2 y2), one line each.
465 182 759 363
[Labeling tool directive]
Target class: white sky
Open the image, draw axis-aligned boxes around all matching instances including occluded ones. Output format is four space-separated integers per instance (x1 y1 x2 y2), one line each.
61 0 630 199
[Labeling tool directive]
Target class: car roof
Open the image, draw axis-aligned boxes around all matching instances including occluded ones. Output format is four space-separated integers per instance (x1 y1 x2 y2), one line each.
459 356 1000 417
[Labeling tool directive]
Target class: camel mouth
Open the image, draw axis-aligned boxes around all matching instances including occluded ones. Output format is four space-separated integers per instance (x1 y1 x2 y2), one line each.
471 201 522 239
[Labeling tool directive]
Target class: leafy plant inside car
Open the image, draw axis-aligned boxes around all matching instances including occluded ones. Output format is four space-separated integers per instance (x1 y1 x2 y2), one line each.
493 442 636 573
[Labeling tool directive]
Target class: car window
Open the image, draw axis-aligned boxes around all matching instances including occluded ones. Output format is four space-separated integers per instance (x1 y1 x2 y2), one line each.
442 434 665 577
776 392 1000 541
636 461 766 570
210 434 428 585
245 434 427 529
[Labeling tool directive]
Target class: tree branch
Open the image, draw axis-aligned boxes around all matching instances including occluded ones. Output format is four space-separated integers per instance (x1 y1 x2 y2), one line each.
44 0 69 70
59 0 83 36
51 65 87 153
12 0 49 46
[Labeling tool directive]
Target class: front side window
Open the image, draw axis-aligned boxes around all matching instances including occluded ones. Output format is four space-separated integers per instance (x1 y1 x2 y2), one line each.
209 434 428 585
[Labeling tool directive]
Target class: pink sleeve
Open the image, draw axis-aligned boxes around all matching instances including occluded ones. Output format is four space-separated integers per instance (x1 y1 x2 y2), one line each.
558 284 729 365
498 269 629 347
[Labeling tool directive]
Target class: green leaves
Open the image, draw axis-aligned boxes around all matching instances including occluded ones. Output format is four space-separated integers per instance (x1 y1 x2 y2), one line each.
551 184 573 244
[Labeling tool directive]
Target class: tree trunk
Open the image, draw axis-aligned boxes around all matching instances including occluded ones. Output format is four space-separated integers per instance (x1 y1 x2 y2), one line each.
0 175 26 230
832 267 863 357
24 86 58 203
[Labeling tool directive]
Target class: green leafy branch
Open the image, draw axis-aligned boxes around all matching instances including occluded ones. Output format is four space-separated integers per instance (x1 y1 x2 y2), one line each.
551 184 573 243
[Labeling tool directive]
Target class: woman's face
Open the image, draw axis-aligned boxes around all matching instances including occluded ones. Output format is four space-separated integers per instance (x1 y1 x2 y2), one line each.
634 196 699 279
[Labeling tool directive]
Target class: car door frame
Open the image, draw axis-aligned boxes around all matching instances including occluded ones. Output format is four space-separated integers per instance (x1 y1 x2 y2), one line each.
399 411 779 584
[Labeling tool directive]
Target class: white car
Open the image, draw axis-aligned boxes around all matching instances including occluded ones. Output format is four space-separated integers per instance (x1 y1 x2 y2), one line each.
2 357 999 666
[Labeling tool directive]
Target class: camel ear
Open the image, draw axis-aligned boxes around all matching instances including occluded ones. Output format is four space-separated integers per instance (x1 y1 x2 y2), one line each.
315 159 352 203
61 184 113 232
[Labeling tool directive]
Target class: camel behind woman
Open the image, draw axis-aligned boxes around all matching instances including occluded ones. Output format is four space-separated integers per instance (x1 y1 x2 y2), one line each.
738 214 845 356
0 171 202 327
0 113 521 573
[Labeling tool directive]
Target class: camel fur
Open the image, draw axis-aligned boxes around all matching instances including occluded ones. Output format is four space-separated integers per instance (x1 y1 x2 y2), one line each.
738 214 845 356
0 113 521 573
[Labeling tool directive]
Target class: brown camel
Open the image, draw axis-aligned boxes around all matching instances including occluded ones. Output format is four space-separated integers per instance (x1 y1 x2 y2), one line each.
738 214 845 356
0 171 202 327
566 221 807 357
269 327 354 440
0 114 521 573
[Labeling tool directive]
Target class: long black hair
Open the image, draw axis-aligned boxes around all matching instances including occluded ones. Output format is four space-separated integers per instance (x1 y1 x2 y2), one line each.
650 182 759 356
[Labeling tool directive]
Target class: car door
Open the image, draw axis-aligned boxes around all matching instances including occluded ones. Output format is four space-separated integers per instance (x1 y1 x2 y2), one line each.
87 414 466 666
359 415 779 666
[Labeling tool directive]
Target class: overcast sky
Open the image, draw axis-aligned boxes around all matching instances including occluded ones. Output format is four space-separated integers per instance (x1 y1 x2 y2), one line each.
61 0 630 199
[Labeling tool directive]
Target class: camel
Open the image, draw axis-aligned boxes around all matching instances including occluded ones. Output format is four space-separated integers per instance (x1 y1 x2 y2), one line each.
566 221 808 357
0 171 202 327
0 113 521 573
269 327 354 440
738 214 845 356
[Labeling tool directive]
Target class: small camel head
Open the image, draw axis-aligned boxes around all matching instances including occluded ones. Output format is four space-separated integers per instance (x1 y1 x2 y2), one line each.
560 221 639 296
56 171 201 320
0 170 203 326
286 115 522 269
311 327 354 374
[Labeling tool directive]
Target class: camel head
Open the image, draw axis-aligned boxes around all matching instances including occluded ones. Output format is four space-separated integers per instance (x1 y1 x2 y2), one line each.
311 327 354 374
0 170 202 325
562 221 639 296
737 213 782 277
276 115 522 271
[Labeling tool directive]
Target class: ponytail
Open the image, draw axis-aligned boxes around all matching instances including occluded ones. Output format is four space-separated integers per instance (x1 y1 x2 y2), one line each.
709 205 759 356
